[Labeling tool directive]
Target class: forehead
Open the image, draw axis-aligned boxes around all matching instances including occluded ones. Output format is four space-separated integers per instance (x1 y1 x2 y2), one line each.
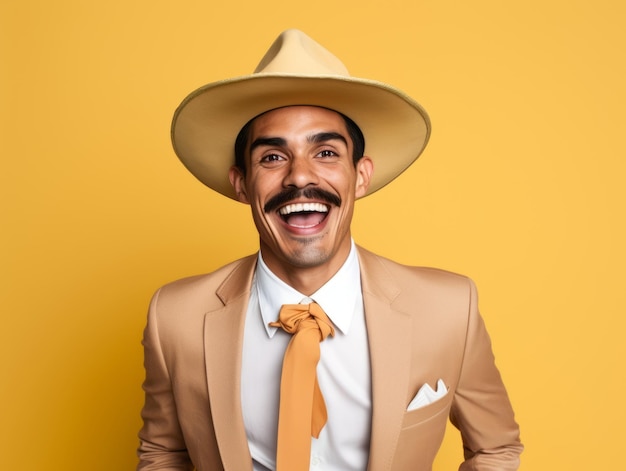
248 106 348 137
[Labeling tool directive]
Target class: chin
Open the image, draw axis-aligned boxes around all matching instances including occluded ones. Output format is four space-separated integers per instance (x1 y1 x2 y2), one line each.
281 244 334 268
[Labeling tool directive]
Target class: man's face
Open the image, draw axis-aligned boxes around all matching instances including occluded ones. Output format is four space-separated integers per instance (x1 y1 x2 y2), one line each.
229 106 373 282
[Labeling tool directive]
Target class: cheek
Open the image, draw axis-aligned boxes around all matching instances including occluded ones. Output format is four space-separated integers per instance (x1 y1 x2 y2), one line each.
319 165 352 184
329 172 358 196
245 179 267 204
249 173 282 199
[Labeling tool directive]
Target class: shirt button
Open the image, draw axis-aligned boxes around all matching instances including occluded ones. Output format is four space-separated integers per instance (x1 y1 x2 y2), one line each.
311 455 320 466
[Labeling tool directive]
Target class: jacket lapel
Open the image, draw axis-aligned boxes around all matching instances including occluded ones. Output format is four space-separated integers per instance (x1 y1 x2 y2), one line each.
358 248 413 471
203 255 257 471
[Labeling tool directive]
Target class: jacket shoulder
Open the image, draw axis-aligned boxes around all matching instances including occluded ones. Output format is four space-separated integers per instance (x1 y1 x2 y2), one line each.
150 254 257 319
357 246 478 320
357 245 474 291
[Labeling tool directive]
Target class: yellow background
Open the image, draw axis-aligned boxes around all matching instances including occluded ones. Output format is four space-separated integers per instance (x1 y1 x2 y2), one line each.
2 0 624 469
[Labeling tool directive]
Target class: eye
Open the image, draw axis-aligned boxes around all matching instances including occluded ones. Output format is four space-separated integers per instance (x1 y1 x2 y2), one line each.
317 149 338 158
260 153 286 163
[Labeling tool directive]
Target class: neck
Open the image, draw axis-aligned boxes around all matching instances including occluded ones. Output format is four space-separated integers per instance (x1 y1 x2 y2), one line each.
260 240 352 296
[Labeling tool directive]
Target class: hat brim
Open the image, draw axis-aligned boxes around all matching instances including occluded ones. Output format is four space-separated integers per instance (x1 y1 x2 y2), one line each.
172 74 431 200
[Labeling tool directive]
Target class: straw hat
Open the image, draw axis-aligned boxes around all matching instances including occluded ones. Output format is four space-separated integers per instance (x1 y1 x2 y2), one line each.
171 29 431 200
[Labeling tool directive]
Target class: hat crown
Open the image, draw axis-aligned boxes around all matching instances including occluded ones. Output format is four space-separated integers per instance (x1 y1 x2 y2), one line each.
253 29 350 76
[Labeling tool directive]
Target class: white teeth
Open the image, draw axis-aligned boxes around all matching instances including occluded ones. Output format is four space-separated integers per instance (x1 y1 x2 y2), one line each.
279 202 329 215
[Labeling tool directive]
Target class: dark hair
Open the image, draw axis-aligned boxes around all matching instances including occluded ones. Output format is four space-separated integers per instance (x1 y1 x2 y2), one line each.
234 109 365 176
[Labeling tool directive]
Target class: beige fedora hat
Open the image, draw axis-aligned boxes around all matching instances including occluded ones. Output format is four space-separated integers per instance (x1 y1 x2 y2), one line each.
172 29 431 200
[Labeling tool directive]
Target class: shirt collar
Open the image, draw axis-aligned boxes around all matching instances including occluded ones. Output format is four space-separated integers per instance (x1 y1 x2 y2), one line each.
256 241 362 338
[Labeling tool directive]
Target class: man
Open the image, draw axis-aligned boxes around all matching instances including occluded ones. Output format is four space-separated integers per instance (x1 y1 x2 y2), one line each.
137 30 522 470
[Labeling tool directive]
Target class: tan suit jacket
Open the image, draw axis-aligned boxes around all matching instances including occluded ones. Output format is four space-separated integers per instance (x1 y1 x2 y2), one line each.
138 247 522 470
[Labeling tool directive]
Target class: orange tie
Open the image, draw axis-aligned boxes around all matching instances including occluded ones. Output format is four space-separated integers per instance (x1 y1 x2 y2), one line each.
269 302 335 471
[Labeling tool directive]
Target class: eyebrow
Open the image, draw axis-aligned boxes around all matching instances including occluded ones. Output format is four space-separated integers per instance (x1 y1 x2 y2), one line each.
249 132 348 155
307 132 348 147
249 137 287 154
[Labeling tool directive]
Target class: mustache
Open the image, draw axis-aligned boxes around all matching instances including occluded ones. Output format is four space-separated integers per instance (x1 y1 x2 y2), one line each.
264 187 342 213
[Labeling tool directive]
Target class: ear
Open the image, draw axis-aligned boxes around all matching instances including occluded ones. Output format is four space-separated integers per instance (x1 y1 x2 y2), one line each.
228 166 250 204
354 156 374 198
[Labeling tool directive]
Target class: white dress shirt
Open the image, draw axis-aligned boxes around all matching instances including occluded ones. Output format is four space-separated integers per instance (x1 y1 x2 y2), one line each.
241 242 372 470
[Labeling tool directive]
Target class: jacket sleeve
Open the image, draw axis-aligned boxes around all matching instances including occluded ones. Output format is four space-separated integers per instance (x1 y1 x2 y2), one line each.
450 279 523 470
137 288 194 471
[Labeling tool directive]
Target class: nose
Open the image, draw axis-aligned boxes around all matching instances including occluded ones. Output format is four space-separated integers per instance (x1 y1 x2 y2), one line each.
282 156 319 188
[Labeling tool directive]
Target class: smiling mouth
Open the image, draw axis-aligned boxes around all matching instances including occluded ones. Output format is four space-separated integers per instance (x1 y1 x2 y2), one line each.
278 202 329 228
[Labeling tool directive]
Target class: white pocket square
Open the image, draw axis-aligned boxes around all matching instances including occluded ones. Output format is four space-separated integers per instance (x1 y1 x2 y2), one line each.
407 379 448 411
